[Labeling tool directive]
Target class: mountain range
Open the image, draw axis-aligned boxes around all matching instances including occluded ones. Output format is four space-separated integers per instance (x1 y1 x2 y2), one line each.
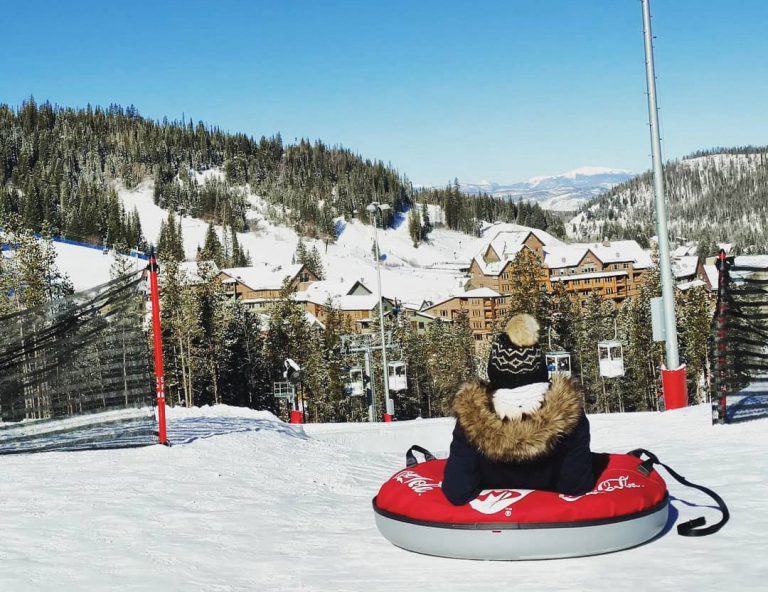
460 166 634 212
567 149 768 253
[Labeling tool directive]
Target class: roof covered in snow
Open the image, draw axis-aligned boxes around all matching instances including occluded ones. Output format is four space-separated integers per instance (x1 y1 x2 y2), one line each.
544 240 652 270
702 264 719 289
220 263 304 291
425 287 502 310
294 280 388 311
472 224 565 276
672 256 699 279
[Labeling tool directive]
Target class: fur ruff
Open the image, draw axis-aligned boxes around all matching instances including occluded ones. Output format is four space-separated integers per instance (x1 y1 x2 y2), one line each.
452 374 583 462
505 314 539 347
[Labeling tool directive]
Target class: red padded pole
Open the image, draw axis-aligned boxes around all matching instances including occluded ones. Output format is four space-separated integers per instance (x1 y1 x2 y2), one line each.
148 252 168 445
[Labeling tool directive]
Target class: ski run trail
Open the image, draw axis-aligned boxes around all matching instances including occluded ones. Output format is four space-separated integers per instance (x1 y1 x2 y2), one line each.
1 404 766 592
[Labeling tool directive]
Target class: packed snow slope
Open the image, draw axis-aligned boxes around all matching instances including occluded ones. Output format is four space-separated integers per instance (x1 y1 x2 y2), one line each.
117 179 480 304
1 405 764 592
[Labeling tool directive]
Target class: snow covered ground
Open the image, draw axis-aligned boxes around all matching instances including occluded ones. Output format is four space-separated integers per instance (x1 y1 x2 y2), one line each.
115 178 481 304
1 404 765 592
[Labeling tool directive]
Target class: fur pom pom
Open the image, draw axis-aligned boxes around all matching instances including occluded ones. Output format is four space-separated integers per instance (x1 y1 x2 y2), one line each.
505 314 539 347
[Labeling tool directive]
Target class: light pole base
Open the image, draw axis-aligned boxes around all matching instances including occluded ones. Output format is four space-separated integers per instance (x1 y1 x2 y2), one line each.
383 413 393 423
661 365 687 411
290 410 304 424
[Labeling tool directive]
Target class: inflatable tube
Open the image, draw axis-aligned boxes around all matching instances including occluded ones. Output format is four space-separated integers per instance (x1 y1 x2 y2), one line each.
373 453 669 560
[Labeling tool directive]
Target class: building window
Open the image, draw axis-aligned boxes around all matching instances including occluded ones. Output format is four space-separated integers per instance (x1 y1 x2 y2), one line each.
440 310 447 317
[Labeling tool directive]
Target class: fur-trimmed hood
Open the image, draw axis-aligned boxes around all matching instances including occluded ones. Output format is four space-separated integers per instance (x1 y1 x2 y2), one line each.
452 374 584 462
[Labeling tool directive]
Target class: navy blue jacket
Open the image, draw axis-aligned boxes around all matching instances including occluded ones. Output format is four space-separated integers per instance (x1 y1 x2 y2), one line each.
443 414 593 505
441 377 594 506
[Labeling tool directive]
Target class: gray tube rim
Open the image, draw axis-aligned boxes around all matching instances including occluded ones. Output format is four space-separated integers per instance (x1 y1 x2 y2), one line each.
372 492 669 530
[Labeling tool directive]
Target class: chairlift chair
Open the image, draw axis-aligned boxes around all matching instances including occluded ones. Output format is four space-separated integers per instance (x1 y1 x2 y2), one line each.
598 339 625 378
388 361 408 393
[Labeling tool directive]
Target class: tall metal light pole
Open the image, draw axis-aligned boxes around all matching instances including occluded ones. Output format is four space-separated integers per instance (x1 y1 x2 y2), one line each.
367 202 393 422
641 0 687 407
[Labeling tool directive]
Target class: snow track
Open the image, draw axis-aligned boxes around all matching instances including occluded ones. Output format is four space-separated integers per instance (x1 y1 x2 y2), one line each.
0 405 766 591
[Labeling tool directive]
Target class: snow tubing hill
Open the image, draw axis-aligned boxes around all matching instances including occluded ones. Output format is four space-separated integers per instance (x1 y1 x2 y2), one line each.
373 453 669 560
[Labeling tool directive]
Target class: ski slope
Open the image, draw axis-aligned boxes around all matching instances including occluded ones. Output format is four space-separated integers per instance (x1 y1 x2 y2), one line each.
0 405 765 592
116 179 482 304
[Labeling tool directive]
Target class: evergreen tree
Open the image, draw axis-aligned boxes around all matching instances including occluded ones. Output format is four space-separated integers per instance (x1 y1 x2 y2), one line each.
503 248 550 327
293 238 324 279
677 286 713 403
263 279 312 419
199 222 224 267
408 206 422 247
421 203 433 239
157 211 184 262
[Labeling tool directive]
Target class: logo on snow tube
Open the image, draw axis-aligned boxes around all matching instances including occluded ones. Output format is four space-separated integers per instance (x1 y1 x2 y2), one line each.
559 475 642 502
393 470 441 495
469 490 534 515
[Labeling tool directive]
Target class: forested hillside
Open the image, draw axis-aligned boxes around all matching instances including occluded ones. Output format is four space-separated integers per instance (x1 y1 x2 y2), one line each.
570 147 768 254
0 99 563 247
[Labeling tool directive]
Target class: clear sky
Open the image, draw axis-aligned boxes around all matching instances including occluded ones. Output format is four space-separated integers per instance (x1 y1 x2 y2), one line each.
1 0 766 186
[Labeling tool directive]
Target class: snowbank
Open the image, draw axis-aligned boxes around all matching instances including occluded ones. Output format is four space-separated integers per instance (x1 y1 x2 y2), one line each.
0 404 764 591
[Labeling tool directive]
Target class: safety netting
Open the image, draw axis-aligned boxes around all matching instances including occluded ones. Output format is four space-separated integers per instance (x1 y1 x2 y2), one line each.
0 270 157 453
711 254 768 424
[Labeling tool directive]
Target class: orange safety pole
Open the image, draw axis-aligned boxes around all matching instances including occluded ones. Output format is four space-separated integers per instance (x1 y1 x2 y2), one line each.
148 250 168 445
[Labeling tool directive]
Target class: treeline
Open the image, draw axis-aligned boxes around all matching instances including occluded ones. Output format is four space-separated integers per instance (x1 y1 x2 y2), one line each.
417 179 566 238
156 258 476 420
1 99 565 251
575 148 768 254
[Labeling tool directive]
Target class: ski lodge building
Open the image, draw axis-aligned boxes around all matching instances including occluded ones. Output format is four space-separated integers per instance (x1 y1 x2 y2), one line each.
422 288 505 343
468 225 652 308
216 263 319 311
293 280 396 333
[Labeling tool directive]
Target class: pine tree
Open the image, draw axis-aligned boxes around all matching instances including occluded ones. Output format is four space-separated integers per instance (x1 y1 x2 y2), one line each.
199 222 224 267
421 203 433 239
503 248 549 326
678 286 713 403
293 239 324 279
408 206 422 247
157 211 184 262
194 259 227 405
263 279 312 419
229 225 251 267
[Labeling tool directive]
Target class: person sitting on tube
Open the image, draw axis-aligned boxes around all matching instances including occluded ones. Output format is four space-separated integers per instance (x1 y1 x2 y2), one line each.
442 313 594 506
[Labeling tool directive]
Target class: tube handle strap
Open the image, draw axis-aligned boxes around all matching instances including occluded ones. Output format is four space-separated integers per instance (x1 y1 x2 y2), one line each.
628 448 729 537
405 445 436 467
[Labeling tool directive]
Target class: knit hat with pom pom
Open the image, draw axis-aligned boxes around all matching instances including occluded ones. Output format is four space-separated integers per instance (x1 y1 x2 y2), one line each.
487 314 549 390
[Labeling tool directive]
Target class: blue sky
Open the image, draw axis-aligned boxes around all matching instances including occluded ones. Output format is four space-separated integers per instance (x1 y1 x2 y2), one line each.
2 0 766 185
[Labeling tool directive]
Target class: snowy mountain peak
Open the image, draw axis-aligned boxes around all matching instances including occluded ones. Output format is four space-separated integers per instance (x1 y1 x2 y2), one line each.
460 166 634 212
529 166 632 185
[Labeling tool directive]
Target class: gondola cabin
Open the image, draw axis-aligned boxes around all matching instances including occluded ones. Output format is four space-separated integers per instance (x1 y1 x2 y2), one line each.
388 362 408 393
598 340 625 378
346 366 364 396
545 351 572 378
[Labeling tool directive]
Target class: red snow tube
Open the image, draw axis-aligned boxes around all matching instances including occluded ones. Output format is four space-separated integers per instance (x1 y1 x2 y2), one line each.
373 452 669 560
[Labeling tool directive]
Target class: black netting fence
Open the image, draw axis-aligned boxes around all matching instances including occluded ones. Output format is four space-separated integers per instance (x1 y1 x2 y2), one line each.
711 253 768 424
0 270 157 453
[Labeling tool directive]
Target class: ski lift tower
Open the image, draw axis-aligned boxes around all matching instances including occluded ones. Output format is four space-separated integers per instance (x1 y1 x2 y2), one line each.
367 201 394 422
641 0 687 409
